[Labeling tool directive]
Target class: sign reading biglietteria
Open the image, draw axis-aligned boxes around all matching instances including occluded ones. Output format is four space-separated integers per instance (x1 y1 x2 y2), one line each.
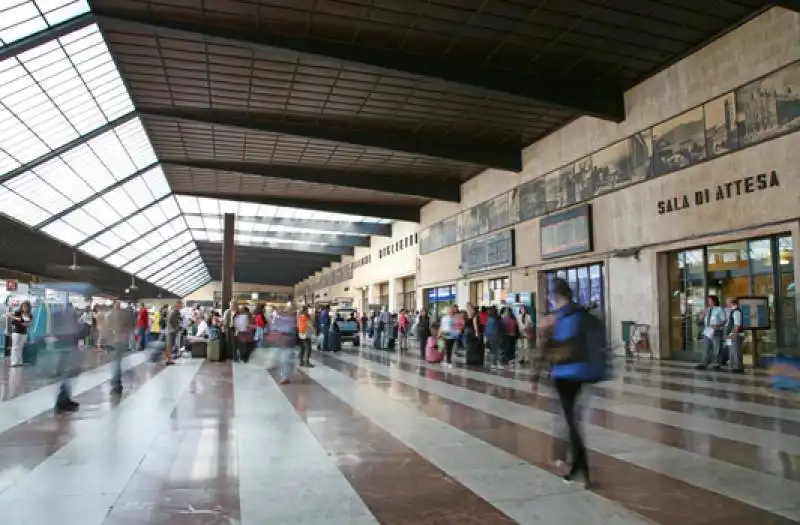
657 171 780 215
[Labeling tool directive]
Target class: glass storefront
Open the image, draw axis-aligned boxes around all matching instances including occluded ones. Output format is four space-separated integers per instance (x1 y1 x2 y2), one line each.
667 233 796 360
424 285 456 319
544 263 604 312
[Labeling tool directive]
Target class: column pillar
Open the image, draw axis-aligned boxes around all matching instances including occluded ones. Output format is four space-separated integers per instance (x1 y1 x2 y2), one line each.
221 213 235 308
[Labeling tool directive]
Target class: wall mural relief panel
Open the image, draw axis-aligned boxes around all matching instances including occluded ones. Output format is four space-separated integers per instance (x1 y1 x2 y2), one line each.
736 61 800 146
653 106 707 176
705 92 739 156
460 207 480 241
417 60 800 257
486 191 511 232
573 156 594 203
544 172 561 213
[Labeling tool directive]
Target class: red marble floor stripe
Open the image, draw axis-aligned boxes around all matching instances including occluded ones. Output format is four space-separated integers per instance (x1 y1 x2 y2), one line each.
315 352 798 525
274 369 517 525
1 350 117 401
103 361 238 525
348 349 800 482
0 360 165 494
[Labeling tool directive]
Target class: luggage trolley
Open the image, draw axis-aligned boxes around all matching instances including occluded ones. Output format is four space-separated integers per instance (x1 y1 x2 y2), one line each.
624 322 654 360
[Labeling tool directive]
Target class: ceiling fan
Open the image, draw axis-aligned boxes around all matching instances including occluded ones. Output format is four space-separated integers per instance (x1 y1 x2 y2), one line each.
45 252 100 274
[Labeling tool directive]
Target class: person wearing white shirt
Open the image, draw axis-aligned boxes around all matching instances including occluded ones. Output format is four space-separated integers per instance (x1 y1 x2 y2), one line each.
696 295 727 370
725 297 745 373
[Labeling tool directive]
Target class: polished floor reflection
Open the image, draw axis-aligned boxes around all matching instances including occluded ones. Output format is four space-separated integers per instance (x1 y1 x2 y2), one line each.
1 347 799 524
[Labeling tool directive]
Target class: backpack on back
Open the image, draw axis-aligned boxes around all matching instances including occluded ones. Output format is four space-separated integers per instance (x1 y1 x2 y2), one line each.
579 311 612 383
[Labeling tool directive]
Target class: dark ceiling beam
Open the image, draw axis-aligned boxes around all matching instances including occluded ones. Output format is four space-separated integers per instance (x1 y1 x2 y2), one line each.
178 191 420 222
142 106 519 171
773 0 800 12
0 111 138 184
35 161 159 229
0 13 96 61
93 9 624 122
162 159 459 202
199 240 352 256
185 213 391 236
196 228 370 247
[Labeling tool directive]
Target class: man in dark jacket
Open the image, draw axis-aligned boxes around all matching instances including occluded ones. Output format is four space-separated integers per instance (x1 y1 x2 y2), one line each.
164 301 182 365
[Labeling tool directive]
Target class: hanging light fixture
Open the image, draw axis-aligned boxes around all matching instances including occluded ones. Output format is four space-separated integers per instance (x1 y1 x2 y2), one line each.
129 274 138 291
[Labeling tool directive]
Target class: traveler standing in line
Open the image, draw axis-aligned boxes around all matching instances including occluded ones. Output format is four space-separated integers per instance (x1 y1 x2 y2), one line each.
398 309 410 352
696 295 726 370
8 301 32 367
501 308 519 365
254 304 268 347
164 301 182 366
518 305 535 366
135 302 149 352
543 279 592 487
296 306 314 367
234 305 254 362
726 297 745 373
439 305 458 368
415 310 431 358
79 306 93 347
360 311 369 346
158 304 168 341
106 301 135 394
221 300 238 361
319 306 331 351
485 307 503 369
273 309 298 385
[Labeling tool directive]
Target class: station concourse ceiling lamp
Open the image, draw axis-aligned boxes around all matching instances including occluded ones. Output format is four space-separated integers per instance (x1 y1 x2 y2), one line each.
129 274 138 291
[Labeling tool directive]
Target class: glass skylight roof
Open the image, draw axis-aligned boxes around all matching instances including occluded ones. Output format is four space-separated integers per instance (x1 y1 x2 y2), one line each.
0 20 209 298
178 195 390 251
1 1 89 48
0 23 134 174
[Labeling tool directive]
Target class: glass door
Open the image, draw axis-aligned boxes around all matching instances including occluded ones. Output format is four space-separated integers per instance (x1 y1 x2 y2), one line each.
668 249 706 360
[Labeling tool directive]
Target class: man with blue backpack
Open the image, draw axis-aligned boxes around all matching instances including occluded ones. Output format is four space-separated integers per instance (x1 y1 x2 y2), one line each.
536 278 609 488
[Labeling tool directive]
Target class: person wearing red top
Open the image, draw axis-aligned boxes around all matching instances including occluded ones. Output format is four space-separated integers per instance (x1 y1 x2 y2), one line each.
397 309 410 352
136 303 149 351
254 305 268 347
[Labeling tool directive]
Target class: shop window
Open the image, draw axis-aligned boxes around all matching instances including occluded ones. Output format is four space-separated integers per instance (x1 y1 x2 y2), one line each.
545 264 604 312
469 280 485 306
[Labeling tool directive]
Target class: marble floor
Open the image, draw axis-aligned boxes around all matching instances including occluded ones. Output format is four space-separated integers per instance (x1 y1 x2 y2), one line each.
1 346 799 525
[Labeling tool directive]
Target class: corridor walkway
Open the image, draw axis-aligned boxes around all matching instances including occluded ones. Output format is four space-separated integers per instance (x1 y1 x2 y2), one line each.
1 347 798 524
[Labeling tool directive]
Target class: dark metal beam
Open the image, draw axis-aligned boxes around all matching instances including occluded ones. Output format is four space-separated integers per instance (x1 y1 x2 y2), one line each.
178 191 420 222
35 162 159 230
773 0 800 12
195 228 370 247
0 111 138 184
162 159 459 202
199 241 353 256
143 106 518 171
185 213 391 236
94 9 624 122
76 194 172 248
0 13 96 61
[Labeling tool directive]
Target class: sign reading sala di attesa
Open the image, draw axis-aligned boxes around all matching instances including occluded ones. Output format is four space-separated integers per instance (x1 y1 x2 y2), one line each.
657 171 780 215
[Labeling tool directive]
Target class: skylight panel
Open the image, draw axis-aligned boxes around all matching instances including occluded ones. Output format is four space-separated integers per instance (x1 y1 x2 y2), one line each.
0 22 134 178
61 207 104 238
142 166 170 199
185 215 205 229
176 195 200 214
81 196 121 226
5 169 70 215
80 238 111 259
41 218 83 245
93 229 127 254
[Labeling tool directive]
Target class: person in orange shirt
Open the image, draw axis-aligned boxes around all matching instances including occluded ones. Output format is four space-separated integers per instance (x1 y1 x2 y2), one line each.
296 306 313 369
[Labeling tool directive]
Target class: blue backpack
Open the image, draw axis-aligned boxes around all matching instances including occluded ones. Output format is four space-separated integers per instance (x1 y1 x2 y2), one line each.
551 307 611 384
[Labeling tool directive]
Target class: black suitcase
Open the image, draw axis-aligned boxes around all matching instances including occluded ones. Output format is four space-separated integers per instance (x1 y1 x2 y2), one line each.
465 338 484 366
386 337 395 350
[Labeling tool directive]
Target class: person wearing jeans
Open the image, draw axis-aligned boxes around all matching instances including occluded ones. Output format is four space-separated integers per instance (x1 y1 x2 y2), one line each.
696 295 726 370
296 306 314 368
726 297 745 373
8 301 32 367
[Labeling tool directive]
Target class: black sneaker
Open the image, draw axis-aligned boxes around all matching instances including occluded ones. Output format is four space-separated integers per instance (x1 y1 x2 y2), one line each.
710 364 721 371
55 400 80 412
562 471 591 489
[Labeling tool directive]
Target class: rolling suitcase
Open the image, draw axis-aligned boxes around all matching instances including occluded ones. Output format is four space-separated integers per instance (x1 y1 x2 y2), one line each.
465 338 484 366
207 339 221 362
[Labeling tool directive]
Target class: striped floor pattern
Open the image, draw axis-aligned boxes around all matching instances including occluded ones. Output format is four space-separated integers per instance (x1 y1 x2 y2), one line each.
1 346 798 524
